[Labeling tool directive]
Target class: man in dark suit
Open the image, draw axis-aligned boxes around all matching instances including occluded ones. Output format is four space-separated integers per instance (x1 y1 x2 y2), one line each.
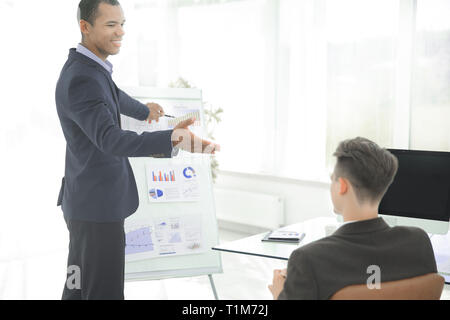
55 0 219 300
269 137 437 300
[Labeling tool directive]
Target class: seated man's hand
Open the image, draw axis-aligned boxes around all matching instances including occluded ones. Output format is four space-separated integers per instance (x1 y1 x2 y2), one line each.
146 102 165 123
268 269 287 300
171 118 220 154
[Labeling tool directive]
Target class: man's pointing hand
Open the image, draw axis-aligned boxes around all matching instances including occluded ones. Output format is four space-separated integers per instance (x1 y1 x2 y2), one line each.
146 102 164 123
171 118 220 154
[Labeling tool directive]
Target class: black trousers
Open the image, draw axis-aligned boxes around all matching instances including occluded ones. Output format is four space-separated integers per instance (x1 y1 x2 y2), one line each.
62 218 125 300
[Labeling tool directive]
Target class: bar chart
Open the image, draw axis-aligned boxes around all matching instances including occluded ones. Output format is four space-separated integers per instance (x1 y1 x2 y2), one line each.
151 170 176 182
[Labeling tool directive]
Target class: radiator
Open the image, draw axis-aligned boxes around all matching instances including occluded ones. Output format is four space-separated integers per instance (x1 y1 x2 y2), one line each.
213 187 284 231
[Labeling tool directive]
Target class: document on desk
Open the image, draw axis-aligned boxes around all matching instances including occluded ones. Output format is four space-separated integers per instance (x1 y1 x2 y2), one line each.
435 251 450 276
431 233 450 277
437 257 450 276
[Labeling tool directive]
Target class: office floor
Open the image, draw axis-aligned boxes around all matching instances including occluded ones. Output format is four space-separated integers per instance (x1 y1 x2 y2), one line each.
1 226 449 300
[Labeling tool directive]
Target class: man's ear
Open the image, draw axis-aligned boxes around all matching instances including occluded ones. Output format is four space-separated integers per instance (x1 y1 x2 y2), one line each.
79 20 90 37
338 177 348 195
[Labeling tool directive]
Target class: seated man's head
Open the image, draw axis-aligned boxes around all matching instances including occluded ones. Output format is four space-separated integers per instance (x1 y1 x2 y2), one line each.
330 137 398 220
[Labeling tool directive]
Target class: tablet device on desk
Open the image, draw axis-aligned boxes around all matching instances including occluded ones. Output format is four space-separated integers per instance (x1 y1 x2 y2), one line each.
262 230 306 244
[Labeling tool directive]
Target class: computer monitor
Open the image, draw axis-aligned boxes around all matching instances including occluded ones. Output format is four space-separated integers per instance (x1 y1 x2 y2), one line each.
379 149 450 235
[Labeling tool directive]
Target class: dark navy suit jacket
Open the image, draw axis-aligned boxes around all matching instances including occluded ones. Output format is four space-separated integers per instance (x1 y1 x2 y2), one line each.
55 48 174 222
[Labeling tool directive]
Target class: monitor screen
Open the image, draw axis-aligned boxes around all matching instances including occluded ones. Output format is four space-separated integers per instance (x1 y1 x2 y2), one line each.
379 149 450 222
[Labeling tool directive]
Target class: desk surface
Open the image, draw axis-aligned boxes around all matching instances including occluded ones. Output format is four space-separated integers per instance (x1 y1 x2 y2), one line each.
213 217 338 260
213 216 450 284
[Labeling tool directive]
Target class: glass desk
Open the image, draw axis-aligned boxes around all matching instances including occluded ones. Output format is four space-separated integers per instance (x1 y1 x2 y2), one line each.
213 217 338 260
213 216 450 284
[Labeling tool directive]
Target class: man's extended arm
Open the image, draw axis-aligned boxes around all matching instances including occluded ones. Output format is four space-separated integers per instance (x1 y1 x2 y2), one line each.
67 76 172 158
113 85 219 156
277 249 318 300
115 85 179 157
115 85 150 121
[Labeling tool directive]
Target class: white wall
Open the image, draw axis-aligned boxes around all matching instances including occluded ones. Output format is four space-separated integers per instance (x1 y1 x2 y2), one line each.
214 170 336 227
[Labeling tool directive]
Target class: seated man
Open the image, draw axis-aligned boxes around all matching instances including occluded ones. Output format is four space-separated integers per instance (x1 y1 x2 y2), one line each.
269 137 438 300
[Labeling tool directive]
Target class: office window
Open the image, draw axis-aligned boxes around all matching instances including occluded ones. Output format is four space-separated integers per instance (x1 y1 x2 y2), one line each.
276 0 330 181
410 0 450 152
324 0 398 171
176 0 276 173
128 0 276 173
277 0 399 181
128 0 450 181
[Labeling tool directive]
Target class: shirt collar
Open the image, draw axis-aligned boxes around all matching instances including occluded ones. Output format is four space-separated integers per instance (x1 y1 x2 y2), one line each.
76 43 113 75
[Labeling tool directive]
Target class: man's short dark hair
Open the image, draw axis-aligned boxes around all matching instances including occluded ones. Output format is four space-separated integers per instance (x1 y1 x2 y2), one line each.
333 137 398 205
77 0 120 26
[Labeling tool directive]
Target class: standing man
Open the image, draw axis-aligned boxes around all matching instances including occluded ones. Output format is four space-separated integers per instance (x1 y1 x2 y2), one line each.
55 0 219 300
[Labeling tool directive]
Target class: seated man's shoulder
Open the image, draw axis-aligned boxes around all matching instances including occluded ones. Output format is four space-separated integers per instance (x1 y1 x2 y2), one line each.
389 225 430 243
289 224 433 265
289 235 340 261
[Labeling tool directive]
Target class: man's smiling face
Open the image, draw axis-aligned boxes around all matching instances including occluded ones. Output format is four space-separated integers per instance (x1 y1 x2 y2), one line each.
80 2 125 60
